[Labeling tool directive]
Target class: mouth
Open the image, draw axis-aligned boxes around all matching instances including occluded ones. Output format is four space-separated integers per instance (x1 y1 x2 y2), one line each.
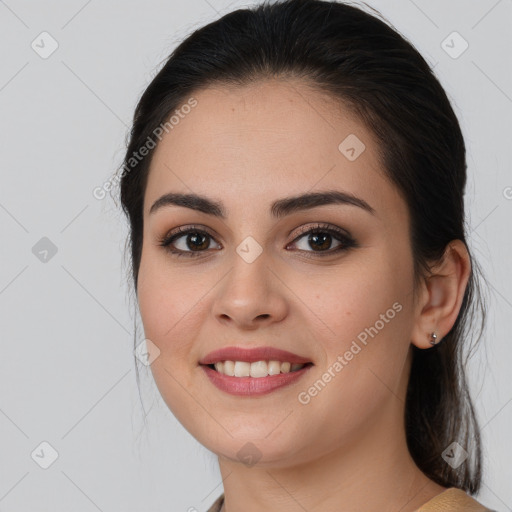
199 345 312 366
203 360 314 378
198 346 314 396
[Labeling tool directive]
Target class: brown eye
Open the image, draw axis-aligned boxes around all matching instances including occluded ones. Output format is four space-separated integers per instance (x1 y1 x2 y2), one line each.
159 227 221 257
297 231 339 251
180 232 211 251
287 224 356 256
159 223 356 259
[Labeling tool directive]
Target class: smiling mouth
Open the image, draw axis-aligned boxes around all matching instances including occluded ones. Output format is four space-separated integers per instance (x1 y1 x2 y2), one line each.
205 360 314 378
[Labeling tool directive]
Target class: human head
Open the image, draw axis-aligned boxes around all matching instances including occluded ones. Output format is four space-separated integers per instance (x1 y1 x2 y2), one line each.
119 0 486 492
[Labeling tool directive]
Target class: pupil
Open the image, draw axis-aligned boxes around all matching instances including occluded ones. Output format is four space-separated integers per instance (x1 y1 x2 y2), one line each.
310 233 331 251
188 233 209 251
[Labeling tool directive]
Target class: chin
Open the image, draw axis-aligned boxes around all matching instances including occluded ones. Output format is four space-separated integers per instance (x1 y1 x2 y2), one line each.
197 428 314 469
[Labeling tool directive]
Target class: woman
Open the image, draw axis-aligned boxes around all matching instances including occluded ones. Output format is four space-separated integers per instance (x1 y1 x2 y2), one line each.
118 0 494 510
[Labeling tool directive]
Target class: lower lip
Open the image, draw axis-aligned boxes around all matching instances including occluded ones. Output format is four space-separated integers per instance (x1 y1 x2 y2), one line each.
200 364 313 396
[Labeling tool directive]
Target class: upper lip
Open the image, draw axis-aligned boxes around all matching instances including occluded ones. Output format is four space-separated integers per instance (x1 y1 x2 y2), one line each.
199 346 312 365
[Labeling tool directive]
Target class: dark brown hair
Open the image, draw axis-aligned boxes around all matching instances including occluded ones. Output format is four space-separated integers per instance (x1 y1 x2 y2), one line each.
118 0 487 493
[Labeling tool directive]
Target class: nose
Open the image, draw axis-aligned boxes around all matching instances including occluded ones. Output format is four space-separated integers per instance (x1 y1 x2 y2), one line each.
211 250 289 330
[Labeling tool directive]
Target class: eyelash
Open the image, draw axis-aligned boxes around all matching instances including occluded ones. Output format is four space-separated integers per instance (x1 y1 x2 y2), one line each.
157 223 357 259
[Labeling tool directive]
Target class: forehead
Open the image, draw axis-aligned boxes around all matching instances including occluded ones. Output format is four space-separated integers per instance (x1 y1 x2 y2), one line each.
144 79 406 223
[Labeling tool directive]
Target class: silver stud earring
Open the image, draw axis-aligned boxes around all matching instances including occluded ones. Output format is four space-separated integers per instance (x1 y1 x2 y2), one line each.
429 331 438 346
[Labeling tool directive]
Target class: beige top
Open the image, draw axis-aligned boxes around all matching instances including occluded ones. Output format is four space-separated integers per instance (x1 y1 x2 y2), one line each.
206 488 495 512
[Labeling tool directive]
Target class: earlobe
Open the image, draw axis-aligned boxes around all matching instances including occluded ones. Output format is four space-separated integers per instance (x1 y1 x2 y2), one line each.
429 331 439 346
411 240 471 350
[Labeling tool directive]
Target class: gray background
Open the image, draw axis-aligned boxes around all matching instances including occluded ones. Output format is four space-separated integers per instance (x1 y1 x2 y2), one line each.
0 0 511 510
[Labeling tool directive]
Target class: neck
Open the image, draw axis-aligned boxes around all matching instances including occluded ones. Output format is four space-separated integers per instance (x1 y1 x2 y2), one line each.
216 392 445 512
218 441 444 512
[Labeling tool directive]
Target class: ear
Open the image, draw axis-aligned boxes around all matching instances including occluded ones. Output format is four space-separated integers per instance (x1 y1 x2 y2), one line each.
411 240 471 349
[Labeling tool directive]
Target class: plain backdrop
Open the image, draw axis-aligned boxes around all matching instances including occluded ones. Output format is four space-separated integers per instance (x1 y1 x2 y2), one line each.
0 0 511 510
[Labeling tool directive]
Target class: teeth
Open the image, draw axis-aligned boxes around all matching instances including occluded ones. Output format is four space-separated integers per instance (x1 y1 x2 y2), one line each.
222 360 235 376
250 360 268 378
281 362 291 373
268 360 281 375
212 360 307 378
234 361 250 377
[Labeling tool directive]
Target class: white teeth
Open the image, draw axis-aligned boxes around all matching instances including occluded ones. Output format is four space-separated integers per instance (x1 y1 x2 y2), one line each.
234 361 251 377
250 360 268 378
212 360 307 377
268 360 281 375
223 360 235 376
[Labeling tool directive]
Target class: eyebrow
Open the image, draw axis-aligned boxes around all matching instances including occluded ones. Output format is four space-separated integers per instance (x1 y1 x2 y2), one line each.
149 190 376 218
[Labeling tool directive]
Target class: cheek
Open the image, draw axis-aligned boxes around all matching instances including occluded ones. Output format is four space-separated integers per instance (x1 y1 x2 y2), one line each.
290 263 413 441
136 255 206 423
292 254 411 348
291 250 414 404
136 250 203 363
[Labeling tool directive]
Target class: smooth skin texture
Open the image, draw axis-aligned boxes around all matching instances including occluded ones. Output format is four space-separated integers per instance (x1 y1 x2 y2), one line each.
137 79 471 512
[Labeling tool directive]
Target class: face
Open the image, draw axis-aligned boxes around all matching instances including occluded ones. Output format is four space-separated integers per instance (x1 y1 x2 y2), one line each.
137 79 419 468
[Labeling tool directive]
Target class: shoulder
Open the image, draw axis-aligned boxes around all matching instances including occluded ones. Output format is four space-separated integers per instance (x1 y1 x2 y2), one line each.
417 487 495 511
206 489 495 512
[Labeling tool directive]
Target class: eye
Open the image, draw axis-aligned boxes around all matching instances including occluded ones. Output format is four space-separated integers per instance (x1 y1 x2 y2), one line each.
287 223 356 256
158 222 357 259
158 225 221 258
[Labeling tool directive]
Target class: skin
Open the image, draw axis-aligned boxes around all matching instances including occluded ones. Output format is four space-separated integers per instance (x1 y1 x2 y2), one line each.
136 79 471 512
